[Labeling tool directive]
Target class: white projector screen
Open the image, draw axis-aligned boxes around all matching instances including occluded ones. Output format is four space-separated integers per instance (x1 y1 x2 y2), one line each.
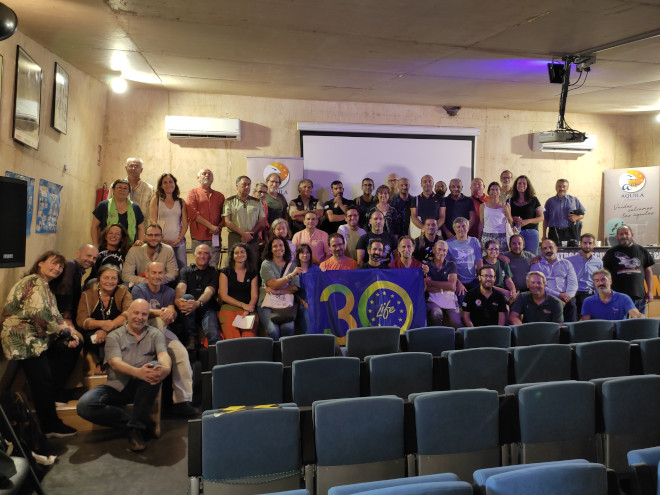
299 122 479 203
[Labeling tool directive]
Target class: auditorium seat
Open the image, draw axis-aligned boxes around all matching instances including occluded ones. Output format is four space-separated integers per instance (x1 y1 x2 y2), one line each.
512 344 572 384
201 406 302 495
215 337 274 365
280 334 336 366
509 381 598 464
345 327 400 360
327 473 464 495
633 338 660 375
312 396 405 495
615 319 660 341
480 462 607 495
628 446 660 495
565 320 614 343
459 326 511 349
405 326 455 356
211 361 283 409
292 357 360 407
366 352 433 399
510 322 560 346
601 375 660 472
574 340 630 381
442 348 509 393
409 389 500 481
473 459 590 489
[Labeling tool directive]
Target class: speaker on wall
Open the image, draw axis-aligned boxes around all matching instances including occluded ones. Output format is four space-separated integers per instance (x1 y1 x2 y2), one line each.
0 176 27 268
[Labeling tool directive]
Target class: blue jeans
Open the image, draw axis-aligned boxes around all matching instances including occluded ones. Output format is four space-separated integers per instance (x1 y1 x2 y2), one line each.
77 381 160 431
258 306 295 341
520 228 540 255
181 294 221 344
633 298 647 316
172 241 188 270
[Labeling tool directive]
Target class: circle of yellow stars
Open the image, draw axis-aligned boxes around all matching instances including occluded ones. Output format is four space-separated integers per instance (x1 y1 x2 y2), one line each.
367 291 405 325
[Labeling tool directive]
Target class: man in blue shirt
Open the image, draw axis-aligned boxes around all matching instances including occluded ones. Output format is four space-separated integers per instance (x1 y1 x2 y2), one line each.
446 217 481 304
531 239 578 322
567 233 603 314
543 179 585 246
581 269 643 320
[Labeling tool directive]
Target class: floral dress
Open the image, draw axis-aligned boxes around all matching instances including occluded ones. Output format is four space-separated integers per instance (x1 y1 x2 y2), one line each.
0 274 64 360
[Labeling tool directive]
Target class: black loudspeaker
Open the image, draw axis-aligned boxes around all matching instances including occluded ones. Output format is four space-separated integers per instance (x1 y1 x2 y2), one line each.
0 176 27 268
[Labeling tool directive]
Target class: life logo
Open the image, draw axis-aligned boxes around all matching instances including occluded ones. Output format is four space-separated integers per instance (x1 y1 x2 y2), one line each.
263 162 290 187
618 170 646 193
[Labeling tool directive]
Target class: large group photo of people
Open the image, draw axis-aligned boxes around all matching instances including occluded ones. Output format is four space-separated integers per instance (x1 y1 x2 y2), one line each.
0 157 655 454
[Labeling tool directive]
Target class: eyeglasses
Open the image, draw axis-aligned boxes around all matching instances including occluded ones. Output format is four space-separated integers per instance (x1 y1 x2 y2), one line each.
126 164 141 169
480 274 495 279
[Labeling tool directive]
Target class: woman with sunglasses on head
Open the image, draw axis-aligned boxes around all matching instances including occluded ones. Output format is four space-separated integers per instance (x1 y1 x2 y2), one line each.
149 173 189 269
476 239 517 302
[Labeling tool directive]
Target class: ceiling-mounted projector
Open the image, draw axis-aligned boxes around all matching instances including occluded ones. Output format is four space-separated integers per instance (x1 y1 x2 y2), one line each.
536 130 586 144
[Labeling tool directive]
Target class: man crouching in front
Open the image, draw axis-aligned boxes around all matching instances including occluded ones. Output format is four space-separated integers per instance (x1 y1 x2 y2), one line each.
77 299 171 452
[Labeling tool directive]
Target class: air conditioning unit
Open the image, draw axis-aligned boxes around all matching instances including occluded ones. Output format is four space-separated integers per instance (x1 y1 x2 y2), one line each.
165 116 241 140
531 133 596 154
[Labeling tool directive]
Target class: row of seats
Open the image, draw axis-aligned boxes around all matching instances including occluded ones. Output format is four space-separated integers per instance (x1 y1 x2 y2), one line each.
204 338 660 409
190 375 660 494
209 320 660 369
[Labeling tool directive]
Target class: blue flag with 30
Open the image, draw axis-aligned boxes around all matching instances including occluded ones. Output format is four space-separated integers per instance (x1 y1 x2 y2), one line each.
302 268 427 344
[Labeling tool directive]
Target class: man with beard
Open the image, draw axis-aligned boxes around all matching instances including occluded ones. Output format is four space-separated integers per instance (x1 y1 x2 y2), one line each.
320 233 358 271
503 234 535 293
581 269 643 320
186 168 225 268
360 239 389 269
499 170 514 203
531 239 578 322
337 206 366 261
390 177 413 236
322 180 354 234
55 244 98 329
413 217 442 264
461 265 507 327
122 223 179 287
292 211 330 265
356 210 397 265
288 179 322 234
602 225 655 314
442 178 476 239
435 181 447 197
353 177 376 229
509 271 564 324
567 233 603 314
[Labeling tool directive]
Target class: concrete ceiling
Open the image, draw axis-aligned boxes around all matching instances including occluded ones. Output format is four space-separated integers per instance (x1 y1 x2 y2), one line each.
7 0 660 114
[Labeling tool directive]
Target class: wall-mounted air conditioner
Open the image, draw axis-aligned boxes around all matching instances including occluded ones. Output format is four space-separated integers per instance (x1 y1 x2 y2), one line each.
531 133 596 154
165 116 241 140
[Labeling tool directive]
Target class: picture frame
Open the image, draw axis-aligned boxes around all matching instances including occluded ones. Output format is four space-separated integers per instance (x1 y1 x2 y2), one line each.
52 62 68 134
13 46 42 150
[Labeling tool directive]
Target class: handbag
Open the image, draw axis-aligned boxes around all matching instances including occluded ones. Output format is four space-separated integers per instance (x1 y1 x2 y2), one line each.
428 290 458 310
262 263 297 324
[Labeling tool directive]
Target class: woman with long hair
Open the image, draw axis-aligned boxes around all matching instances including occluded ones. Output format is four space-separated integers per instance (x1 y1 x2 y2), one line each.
258 236 302 340
266 218 296 257
0 251 81 439
149 173 189 269
509 175 543 255
77 264 132 373
218 243 259 339
87 223 130 283
479 181 514 253
475 239 517 302
366 185 402 238
295 243 321 333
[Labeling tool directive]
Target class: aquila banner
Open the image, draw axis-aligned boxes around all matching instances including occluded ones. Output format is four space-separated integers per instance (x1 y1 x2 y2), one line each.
302 268 426 343
603 167 659 246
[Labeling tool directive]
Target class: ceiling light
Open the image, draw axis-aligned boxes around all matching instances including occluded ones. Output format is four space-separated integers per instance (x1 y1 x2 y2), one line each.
111 76 127 93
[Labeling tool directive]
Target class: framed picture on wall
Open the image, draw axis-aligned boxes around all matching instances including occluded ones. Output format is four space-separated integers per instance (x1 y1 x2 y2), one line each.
13 46 42 150
52 62 68 134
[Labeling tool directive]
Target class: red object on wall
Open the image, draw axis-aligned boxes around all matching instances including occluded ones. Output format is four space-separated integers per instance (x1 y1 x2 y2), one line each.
96 183 108 206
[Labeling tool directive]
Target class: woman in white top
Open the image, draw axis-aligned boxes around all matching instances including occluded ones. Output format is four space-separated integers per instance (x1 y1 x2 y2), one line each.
149 173 189 269
479 181 514 253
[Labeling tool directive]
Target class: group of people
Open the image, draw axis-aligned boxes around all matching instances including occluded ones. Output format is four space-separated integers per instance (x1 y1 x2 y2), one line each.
0 157 655 454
